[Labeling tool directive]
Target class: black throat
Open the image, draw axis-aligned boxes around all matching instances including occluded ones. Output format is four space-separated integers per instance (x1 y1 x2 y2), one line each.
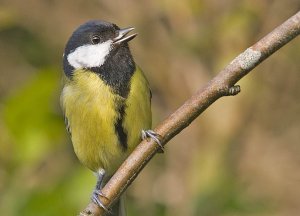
91 45 135 151
89 45 135 98
63 45 135 98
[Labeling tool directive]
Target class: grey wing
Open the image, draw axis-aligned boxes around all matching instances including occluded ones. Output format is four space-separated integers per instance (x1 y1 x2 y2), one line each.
149 88 152 104
64 116 72 136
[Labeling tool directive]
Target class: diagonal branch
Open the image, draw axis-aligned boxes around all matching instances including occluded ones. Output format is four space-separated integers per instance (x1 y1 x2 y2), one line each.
80 10 300 216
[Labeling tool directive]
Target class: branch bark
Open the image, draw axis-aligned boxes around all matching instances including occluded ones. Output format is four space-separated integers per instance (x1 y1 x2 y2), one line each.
80 10 300 216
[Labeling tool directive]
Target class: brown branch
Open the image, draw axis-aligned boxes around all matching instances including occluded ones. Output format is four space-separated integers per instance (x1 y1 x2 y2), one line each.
80 11 300 216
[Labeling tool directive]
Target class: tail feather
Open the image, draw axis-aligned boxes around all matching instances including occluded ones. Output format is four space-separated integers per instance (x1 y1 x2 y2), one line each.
105 195 126 216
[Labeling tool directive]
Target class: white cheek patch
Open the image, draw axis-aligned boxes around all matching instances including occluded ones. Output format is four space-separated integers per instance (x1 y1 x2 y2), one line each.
67 40 112 69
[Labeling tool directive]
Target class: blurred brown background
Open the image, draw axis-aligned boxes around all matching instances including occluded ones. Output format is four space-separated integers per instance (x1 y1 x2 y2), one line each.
0 1 300 215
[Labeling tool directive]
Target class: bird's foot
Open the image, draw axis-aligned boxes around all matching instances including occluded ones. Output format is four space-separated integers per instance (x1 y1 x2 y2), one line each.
142 129 164 152
91 189 110 213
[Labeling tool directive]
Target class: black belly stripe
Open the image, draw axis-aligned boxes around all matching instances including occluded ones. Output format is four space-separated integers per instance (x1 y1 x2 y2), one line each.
115 104 128 151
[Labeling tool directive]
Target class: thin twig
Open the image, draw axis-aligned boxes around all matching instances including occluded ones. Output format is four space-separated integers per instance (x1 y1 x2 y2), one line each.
80 10 300 216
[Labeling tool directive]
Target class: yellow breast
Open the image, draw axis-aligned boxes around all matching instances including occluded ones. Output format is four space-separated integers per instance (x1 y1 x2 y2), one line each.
61 68 151 174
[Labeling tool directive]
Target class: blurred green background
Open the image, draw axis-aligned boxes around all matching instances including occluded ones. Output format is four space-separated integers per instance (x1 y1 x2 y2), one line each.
0 1 300 215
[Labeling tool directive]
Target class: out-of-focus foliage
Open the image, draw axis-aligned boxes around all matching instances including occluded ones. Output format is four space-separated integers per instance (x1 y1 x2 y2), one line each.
0 1 299 215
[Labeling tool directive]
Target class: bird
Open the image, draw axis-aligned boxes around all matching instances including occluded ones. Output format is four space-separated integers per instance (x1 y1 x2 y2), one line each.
61 20 162 215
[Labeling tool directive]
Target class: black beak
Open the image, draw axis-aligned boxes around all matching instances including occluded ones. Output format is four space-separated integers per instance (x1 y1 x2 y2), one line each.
113 27 137 44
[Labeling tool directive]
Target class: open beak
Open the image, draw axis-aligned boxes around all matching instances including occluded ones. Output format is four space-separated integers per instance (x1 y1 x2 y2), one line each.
113 27 138 44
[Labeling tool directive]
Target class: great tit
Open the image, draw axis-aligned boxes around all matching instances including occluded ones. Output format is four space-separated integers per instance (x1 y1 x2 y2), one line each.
61 20 161 215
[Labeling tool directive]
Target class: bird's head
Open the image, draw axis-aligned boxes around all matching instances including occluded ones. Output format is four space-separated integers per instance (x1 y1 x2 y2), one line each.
63 20 137 77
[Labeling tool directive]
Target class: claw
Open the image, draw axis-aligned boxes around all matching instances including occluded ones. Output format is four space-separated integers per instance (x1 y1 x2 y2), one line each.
91 190 110 213
93 189 105 198
91 168 110 212
142 129 164 152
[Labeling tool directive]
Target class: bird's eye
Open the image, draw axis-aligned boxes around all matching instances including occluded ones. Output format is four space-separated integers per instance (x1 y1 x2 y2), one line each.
91 35 100 44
